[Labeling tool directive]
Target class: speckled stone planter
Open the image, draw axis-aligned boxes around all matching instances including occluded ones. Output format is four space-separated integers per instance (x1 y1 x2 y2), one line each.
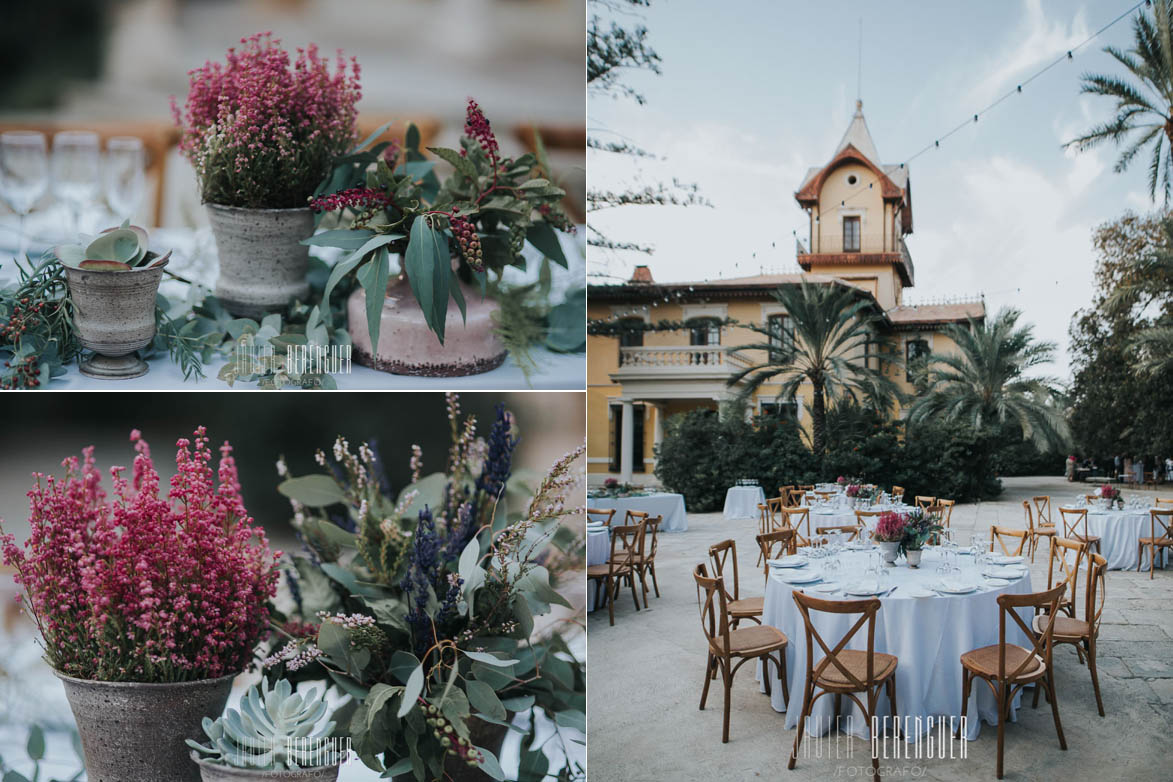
905 549 922 568
877 541 901 565
64 258 167 379
207 204 313 318
191 754 340 781
55 670 236 782
347 275 506 377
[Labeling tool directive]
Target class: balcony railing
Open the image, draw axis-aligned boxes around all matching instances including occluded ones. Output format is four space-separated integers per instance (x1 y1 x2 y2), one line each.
898 237 915 285
616 346 751 371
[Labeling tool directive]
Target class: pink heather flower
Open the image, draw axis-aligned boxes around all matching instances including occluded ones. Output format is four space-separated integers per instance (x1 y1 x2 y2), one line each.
0 428 279 683
874 511 908 542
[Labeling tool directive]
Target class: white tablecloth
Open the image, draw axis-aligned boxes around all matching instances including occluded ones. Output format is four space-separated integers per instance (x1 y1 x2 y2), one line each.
759 548 1032 742
586 493 688 532
1062 506 1164 571
805 503 908 535
723 486 766 520
586 528 610 614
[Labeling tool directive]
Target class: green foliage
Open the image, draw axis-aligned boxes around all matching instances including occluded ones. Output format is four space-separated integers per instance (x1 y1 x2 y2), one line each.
0 723 84 782
491 274 586 384
187 679 341 770
0 254 77 389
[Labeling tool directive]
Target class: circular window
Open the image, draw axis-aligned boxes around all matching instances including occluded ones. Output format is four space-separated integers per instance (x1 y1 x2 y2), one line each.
847 174 858 185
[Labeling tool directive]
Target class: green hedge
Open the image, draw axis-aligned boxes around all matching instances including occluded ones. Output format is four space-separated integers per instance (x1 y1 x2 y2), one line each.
654 406 1005 513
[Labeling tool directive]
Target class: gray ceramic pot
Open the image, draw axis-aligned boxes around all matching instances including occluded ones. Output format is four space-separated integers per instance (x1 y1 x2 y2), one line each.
64 258 167 380
55 670 236 782
191 754 340 782
905 549 922 568
347 274 506 377
207 204 313 318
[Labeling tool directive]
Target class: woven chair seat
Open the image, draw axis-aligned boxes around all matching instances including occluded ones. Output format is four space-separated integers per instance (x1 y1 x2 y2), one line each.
587 563 630 578
709 624 788 656
1139 536 1173 546
1035 525 1057 534
961 644 1043 680
728 596 764 617
1033 613 1091 641
815 649 897 688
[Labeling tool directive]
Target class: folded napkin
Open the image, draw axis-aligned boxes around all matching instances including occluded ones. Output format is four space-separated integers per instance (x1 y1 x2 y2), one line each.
940 579 976 593
984 578 1011 587
768 555 807 568
901 586 935 598
989 554 1024 565
845 580 880 594
983 566 1025 579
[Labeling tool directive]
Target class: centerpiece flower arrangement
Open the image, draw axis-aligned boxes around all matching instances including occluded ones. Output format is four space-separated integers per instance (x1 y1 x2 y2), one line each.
897 507 944 568
1096 484 1122 509
305 98 576 376
844 481 878 506
267 394 585 780
873 511 907 564
172 32 362 316
589 477 645 499
0 427 279 781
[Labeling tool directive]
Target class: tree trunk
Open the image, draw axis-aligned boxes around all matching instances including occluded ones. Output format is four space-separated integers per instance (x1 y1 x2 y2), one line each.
811 380 827 458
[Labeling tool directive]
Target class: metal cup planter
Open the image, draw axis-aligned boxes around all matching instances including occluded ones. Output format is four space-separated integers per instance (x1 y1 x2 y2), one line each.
64 258 167 380
55 670 236 782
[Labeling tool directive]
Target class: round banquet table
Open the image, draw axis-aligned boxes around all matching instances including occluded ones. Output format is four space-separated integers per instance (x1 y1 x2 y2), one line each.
1060 505 1164 571
724 486 767 520
586 527 610 613
759 547 1032 742
804 502 909 534
586 493 688 532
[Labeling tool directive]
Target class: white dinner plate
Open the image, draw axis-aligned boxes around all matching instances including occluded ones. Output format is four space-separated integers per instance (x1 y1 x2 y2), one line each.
989 555 1024 565
779 571 822 585
843 582 885 596
984 578 1011 587
813 582 839 592
768 555 808 569
983 567 1026 579
936 582 979 594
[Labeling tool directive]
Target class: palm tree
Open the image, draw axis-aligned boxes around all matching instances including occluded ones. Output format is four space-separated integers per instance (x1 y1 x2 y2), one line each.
907 308 1070 451
1068 0 1173 203
726 281 900 457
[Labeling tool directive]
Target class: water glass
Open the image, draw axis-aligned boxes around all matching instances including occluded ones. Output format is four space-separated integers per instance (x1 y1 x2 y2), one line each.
51 130 100 234
104 136 145 222
822 557 840 584
0 131 49 260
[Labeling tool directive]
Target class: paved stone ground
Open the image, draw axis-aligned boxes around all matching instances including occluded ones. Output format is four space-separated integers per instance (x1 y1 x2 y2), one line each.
586 477 1173 781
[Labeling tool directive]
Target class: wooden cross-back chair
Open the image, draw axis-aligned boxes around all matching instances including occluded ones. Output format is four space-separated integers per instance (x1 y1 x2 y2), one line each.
959 584 1067 779
756 501 785 566
914 495 936 510
1139 507 1173 579
693 563 789 743
586 507 616 526
624 509 650 525
815 525 863 543
989 525 1028 557
890 486 905 501
779 506 813 547
936 498 955 527
756 529 798 581
1032 495 1052 527
1023 500 1056 563
786 488 807 508
1033 552 1108 716
1058 507 1100 555
1155 497 1173 506
708 539 762 628
778 485 795 505
797 484 815 492
854 510 882 541
788 592 899 782
629 515 663 605
1046 537 1088 619
586 521 645 626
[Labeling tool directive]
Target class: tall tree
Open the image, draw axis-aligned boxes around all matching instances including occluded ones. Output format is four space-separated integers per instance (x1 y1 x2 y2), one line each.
1068 0 1173 203
908 308 1070 452
726 281 900 457
586 0 707 265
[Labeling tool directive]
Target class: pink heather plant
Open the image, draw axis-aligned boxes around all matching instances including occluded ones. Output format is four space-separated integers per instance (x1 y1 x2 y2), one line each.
171 32 361 209
0 427 279 683
873 511 908 543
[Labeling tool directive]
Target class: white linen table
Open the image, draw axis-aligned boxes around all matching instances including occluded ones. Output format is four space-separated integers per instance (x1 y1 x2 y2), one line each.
586 493 688 532
805 503 909 535
759 547 1032 742
1061 505 1164 571
586 528 610 613
723 486 767 520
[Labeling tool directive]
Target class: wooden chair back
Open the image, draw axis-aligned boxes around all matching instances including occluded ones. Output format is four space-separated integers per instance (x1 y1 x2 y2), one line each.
890 486 905 500
642 515 663 562
607 522 644 579
624 509 650 525
1083 553 1107 638
786 488 807 508
778 485 795 504
791 591 882 692
853 510 882 539
709 539 745 602
1032 495 1052 526
1022 501 1036 534
990 525 1028 556
797 484 815 492
1047 537 1087 616
815 525 863 542
994 584 1066 681
1155 497 1173 506
915 495 936 509
779 506 812 545
587 507 616 526
1084 494 1100 504
1150 507 1173 543
936 499 955 527
693 563 732 658
756 530 798 578
1058 507 1090 540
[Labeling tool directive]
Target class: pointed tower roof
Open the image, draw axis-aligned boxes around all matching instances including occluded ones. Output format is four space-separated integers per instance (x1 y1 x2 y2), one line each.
834 100 880 164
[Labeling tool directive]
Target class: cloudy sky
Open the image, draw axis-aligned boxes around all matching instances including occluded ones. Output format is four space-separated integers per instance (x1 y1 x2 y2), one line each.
588 0 1153 379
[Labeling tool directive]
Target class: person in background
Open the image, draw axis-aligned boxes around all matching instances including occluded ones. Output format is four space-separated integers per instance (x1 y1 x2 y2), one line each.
1135 456 1145 485
1124 455 1133 483
1165 456 1173 481
1065 454 1076 481
1115 454 1123 480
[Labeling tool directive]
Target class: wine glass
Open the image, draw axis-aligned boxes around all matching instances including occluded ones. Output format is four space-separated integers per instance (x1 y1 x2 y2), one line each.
0 131 49 261
51 130 100 235
104 136 145 222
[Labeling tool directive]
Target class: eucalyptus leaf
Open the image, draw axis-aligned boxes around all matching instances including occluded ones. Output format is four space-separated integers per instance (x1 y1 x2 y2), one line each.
381 757 414 778
526 223 568 268
465 681 506 721
462 651 519 667
302 228 377 251
404 218 451 344
277 474 346 507
473 746 505 782
358 245 390 355
399 665 424 718
365 684 402 731
427 146 478 180
554 709 585 733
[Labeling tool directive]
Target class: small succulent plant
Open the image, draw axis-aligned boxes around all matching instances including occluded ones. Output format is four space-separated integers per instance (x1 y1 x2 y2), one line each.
186 678 342 770
52 220 171 271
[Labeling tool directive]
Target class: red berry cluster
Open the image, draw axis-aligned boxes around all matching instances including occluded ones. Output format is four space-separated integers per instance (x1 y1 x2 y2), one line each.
308 186 392 214
451 217 484 272
539 203 577 234
463 98 499 160
1 297 46 343
423 702 484 769
1 354 41 389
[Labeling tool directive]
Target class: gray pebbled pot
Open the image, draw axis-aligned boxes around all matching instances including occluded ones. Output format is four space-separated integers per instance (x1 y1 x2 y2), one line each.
64 258 167 380
55 670 236 782
191 754 340 781
207 204 313 318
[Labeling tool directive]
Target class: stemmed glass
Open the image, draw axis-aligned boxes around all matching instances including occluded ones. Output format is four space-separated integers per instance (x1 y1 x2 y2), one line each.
0 131 49 261
104 136 145 222
51 131 100 235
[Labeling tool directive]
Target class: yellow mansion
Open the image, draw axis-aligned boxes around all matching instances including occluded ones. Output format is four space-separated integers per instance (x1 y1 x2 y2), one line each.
587 101 984 484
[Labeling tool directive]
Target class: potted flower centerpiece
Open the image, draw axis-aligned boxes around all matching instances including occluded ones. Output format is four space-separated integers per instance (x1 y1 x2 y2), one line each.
1096 483 1122 510
172 32 361 317
307 99 576 376
873 511 907 564
0 428 279 782
268 395 586 780
52 222 171 378
898 508 943 568
188 679 345 781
